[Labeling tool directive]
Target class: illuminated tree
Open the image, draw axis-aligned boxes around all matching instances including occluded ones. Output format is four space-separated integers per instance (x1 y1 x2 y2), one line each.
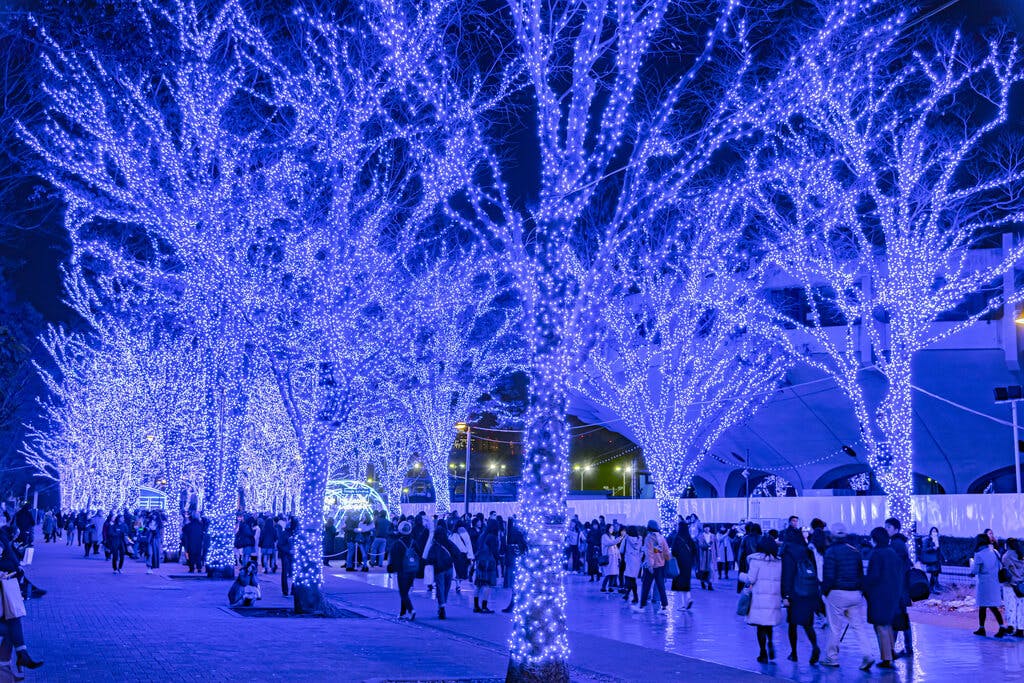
451 1 882 677
383 257 520 513
579 194 790 530
754 27 1024 533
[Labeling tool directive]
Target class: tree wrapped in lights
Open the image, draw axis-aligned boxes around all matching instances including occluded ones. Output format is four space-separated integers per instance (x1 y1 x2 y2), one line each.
383 257 520 514
579 194 790 531
450 1 883 676
754 27 1024 532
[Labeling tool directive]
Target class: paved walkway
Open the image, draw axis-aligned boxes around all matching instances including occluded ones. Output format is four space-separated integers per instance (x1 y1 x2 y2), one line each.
13 542 1024 681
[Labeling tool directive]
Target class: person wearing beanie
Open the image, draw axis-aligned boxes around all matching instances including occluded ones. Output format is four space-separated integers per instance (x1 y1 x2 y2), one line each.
387 520 418 620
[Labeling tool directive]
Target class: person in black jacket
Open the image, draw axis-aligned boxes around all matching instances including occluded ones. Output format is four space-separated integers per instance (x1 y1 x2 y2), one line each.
864 527 902 669
182 513 205 573
388 521 418 620
820 523 874 669
502 517 527 613
108 514 133 574
258 516 278 573
423 520 458 619
780 527 820 664
737 523 762 594
885 517 913 657
277 516 296 597
670 521 697 610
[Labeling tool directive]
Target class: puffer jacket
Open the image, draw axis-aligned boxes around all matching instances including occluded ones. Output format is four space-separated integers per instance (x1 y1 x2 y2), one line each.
822 541 863 594
742 552 783 626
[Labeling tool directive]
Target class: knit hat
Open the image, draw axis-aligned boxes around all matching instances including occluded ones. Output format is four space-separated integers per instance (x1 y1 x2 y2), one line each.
647 519 660 532
831 522 847 537
397 521 413 535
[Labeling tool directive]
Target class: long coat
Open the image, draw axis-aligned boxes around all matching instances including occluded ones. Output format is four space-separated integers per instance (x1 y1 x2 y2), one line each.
973 547 1003 607
743 552 783 626
601 534 620 577
671 532 696 592
864 546 903 626
696 533 717 574
620 535 642 578
781 539 818 626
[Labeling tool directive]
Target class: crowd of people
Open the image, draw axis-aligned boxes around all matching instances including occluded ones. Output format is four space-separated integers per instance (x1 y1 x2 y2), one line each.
19 500 1024 676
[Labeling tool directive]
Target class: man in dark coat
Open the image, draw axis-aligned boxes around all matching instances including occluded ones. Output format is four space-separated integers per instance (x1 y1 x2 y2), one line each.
259 516 278 573
737 523 762 593
864 527 903 668
14 504 35 546
885 517 913 656
821 523 873 669
182 514 206 573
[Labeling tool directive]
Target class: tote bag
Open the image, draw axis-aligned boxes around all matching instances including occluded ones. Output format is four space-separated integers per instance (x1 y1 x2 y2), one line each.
665 558 680 579
1 578 26 619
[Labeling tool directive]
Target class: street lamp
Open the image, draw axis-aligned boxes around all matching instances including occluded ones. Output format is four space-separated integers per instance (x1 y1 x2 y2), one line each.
456 423 472 514
581 464 592 491
615 465 632 497
994 386 1023 494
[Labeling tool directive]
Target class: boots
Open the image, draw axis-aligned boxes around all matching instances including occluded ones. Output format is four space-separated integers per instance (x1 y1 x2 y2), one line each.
480 600 494 614
473 597 481 613
15 650 43 672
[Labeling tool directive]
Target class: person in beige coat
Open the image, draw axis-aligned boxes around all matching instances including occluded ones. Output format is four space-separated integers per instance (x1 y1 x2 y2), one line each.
741 536 783 663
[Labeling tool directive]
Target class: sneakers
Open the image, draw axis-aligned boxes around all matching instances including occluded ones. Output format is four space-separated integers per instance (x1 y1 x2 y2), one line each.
859 657 875 671
438 606 446 620
821 659 839 668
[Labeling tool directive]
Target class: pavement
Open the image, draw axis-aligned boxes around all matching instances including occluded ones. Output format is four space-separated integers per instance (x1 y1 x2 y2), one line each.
11 541 1024 682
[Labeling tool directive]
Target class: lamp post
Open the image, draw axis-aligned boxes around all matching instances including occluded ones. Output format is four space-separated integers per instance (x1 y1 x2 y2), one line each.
456 423 471 514
581 464 592 491
994 386 1023 494
615 465 632 497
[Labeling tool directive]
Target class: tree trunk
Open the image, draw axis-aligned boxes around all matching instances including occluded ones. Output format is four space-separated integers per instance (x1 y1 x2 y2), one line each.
873 358 916 555
507 361 570 683
655 487 680 534
292 436 329 614
427 458 451 515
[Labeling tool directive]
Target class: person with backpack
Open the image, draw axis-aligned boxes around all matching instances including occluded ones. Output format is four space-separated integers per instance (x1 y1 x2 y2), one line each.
387 521 419 620
422 519 457 619
634 520 670 613
473 520 500 613
820 523 874 670
780 526 820 664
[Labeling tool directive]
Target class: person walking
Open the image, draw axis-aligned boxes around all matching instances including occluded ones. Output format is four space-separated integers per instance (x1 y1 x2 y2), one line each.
502 518 527 613
108 514 132 574
369 511 391 568
972 533 1011 637
277 517 295 597
599 524 620 593
864 527 902 669
670 520 696 610
820 523 874 670
696 525 717 590
920 527 944 591
182 513 206 574
1001 538 1024 638
388 521 418 620
450 523 474 594
780 527 820 664
258 516 278 573
422 520 457 619
716 527 735 580
884 517 913 657
737 523 762 593
620 526 642 604
634 520 670 613
742 535 783 664
473 521 500 614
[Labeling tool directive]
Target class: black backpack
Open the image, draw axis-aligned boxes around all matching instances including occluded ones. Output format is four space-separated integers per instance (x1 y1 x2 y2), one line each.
907 567 931 602
793 552 819 597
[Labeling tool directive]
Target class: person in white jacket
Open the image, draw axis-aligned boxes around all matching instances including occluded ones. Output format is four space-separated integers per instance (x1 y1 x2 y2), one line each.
450 524 475 594
741 536 783 664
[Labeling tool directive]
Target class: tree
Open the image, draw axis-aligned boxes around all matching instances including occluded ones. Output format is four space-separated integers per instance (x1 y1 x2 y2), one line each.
382 256 520 513
451 1 882 676
578 193 790 530
754 26 1024 532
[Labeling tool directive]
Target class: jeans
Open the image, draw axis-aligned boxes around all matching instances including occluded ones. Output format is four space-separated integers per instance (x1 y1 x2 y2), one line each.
149 538 163 569
280 553 293 596
397 573 415 615
0 618 25 649
347 540 368 568
640 566 668 607
435 568 453 607
260 548 276 572
111 547 125 571
824 590 874 661
369 538 387 566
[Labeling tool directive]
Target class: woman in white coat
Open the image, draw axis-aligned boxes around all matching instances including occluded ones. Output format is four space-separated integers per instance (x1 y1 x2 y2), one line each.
600 525 621 592
619 526 642 603
741 536 783 664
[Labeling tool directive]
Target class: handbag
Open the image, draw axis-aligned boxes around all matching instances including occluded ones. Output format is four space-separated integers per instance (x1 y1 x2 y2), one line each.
598 556 610 567
21 547 34 566
736 588 752 616
0 578 26 619
665 558 680 579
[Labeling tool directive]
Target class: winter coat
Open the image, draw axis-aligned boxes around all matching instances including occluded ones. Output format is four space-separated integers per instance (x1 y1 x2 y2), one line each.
696 533 717 574
258 521 278 550
742 552 783 626
973 547 1003 607
822 541 863 594
737 533 760 574
670 531 696 592
182 519 205 558
620 535 642 578
1003 549 1024 585
780 535 819 626
716 532 735 563
643 531 671 569
864 546 903 626
601 533 620 577
234 521 256 550
920 536 944 573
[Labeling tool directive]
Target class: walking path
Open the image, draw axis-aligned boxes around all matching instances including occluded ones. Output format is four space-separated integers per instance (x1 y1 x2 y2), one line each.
12 541 1024 681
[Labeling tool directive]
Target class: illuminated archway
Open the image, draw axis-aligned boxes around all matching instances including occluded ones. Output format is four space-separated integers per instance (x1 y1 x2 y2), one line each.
323 479 389 522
